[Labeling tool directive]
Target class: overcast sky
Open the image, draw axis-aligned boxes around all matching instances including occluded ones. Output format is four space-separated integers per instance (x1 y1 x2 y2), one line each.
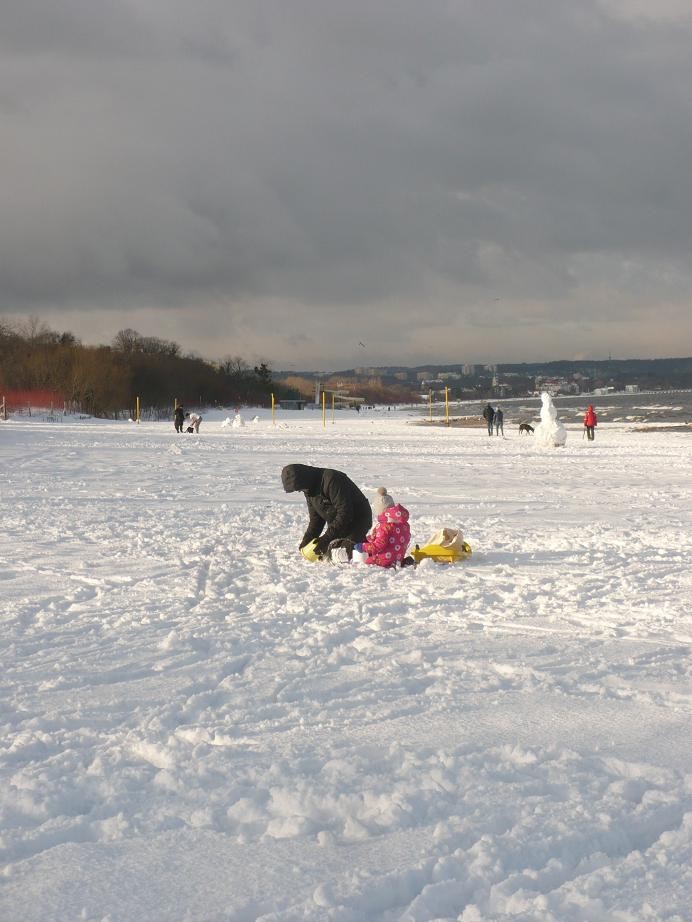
2 0 692 370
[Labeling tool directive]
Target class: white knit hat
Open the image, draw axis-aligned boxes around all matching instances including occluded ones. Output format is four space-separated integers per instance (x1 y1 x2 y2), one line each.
373 486 395 516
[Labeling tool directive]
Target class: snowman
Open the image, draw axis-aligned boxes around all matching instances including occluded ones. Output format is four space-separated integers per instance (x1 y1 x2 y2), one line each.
533 392 567 447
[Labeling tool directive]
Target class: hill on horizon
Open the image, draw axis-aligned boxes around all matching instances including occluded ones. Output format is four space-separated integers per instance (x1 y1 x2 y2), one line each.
276 356 692 378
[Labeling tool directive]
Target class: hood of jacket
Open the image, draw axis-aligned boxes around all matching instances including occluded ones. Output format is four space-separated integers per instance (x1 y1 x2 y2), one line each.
377 503 409 525
281 464 323 494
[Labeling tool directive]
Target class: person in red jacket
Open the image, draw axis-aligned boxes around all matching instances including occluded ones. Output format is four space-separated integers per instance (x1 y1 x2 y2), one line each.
583 404 598 441
355 488 411 568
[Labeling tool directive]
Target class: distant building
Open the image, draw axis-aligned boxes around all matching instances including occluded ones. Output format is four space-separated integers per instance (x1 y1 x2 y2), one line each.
462 364 476 376
625 384 640 393
279 399 306 410
535 376 579 395
492 383 512 397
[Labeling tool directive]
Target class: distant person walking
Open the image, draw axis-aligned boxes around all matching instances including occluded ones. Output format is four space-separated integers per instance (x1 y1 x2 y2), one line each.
494 406 504 437
482 403 495 436
583 404 598 441
174 404 185 433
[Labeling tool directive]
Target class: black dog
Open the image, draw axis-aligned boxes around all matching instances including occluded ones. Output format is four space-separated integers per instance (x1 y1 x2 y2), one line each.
519 423 534 434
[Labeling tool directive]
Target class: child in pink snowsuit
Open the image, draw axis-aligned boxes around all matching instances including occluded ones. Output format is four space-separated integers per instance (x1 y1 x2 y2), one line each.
357 487 411 568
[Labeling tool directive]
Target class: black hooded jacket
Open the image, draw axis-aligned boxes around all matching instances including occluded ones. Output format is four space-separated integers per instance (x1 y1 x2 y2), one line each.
281 464 372 548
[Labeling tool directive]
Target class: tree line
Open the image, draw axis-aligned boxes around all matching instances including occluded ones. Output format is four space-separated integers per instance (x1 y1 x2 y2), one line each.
0 318 298 418
278 373 420 405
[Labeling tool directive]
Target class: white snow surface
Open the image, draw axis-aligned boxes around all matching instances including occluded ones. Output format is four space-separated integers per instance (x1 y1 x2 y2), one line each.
1 409 691 921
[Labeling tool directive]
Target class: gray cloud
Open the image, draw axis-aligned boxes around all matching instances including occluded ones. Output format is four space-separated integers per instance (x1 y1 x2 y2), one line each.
2 0 692 366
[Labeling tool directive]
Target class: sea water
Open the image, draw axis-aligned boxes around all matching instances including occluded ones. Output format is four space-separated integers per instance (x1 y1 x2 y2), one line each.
415 390 692 426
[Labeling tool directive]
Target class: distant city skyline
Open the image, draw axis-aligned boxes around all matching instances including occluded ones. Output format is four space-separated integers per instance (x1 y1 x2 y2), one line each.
3 1 692 367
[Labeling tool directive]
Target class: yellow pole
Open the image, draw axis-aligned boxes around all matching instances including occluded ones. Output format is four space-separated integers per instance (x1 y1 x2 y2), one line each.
331 392 335 425
429 389 432 422
174 397 178 410
445 387 449 426
322 391 326 428
271 393 275 426
136 396 140 423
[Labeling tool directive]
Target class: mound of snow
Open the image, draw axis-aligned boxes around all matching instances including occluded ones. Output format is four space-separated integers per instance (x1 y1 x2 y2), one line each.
534 391 567 447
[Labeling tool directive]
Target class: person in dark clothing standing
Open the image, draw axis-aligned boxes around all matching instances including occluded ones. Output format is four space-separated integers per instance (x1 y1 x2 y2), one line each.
494 406 504 437
281 464 372 559
174 404 185 432
482 403 495 436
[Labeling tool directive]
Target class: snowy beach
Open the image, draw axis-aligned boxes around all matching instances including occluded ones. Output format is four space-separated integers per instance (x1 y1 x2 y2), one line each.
1 410 691 921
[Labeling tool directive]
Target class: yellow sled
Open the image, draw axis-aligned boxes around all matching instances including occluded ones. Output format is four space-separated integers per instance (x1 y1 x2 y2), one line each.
411 528 472 564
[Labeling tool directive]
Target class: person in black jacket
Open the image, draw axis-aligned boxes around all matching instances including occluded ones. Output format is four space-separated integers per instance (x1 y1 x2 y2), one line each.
281 464 372 559
482 403 495 436
174 404 185 433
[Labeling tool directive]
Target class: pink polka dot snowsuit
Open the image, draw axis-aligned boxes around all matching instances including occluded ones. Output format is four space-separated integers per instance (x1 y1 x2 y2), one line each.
362 504 410 568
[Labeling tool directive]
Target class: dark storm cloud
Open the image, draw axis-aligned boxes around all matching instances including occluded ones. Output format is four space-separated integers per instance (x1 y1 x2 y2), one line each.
2 0 692 364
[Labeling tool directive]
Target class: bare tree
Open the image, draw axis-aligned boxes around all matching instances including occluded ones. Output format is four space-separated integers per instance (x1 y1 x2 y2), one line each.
0 318 17 338
138 336 180 357
112 329 142 352
219 355 249 377
19 315 53 344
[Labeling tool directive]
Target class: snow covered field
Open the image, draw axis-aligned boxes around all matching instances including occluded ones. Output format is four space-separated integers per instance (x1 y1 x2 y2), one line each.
1 409 691 921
